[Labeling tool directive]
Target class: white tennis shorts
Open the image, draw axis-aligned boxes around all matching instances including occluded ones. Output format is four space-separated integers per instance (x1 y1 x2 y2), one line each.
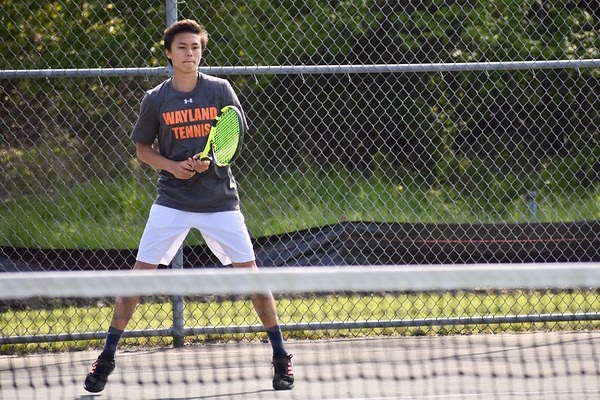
136 204 255 266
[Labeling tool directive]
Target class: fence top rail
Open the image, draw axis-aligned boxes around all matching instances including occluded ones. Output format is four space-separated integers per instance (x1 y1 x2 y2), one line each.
1 59 599 79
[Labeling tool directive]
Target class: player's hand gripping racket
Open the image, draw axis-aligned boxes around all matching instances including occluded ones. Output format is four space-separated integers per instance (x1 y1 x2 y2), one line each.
194 105 243 166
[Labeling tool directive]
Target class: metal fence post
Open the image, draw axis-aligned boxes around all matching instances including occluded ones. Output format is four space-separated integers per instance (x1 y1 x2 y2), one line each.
165 0 184 348
170 246 185 347
526 191 538 219
166 0 177 25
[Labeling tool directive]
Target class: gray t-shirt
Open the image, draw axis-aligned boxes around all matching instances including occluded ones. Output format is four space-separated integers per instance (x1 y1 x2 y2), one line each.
131 73 247 212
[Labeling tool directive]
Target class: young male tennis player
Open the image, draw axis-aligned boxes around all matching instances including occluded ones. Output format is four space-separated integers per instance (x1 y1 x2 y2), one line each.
84 19 294 393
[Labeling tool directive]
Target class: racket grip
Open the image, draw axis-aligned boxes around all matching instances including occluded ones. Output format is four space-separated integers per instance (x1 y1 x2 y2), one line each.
192 153 211 162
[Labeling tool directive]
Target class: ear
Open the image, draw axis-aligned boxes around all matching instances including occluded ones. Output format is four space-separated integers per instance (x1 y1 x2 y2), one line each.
165 49 172 60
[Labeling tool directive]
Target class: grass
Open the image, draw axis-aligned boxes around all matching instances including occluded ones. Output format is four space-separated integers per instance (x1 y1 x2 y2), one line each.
2 289 599 354
1 166 599 248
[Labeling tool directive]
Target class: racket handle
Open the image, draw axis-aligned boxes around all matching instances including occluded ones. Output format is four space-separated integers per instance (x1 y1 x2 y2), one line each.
192 153 211 162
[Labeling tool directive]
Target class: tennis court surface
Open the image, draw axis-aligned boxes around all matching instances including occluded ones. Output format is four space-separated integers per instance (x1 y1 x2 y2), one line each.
2 332 600 399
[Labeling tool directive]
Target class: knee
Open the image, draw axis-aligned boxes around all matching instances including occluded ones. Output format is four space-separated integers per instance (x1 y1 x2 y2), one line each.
232 260 257 269
133 261 158 270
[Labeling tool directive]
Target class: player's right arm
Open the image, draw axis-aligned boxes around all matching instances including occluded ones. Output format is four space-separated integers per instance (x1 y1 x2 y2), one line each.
135 142 196 180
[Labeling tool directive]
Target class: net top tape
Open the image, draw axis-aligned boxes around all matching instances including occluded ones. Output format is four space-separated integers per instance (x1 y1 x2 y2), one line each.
0 262 599 299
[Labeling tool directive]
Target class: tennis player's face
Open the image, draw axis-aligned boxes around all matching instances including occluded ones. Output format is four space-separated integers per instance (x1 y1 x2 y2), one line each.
166 32 203 74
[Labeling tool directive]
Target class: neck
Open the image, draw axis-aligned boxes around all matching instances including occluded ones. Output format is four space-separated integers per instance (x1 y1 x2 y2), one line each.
171 71 199 92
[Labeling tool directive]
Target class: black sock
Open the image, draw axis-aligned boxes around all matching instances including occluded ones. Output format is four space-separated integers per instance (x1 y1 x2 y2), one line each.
266 325 287 358
99 326 124 360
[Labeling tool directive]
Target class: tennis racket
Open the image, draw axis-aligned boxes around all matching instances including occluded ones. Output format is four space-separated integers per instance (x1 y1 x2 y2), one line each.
194 105 243 166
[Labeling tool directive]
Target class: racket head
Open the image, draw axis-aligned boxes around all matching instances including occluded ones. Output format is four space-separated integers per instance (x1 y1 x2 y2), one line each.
209 105 243 166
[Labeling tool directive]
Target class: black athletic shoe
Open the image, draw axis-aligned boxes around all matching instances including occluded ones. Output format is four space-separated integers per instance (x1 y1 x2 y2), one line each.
84 356 115 393
272 353 295 390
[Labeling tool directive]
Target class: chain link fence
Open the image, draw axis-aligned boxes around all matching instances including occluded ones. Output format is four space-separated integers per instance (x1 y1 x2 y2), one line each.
1 1 599 346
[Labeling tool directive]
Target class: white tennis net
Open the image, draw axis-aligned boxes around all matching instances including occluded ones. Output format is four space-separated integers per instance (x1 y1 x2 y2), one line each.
1 263 599 399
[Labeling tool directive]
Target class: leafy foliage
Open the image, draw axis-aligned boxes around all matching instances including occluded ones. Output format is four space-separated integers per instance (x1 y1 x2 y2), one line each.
1 0 598 201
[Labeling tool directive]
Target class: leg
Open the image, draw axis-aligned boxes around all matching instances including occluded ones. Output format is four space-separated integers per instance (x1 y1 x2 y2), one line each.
84 205 189 393
231 260 279 328
110 261 158 330
83 261 158 393
101 260 158 358
200 211 294 390
232 260 294 390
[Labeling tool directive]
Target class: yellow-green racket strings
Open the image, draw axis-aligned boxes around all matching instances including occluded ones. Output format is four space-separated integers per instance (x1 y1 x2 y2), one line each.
212 108 241 165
